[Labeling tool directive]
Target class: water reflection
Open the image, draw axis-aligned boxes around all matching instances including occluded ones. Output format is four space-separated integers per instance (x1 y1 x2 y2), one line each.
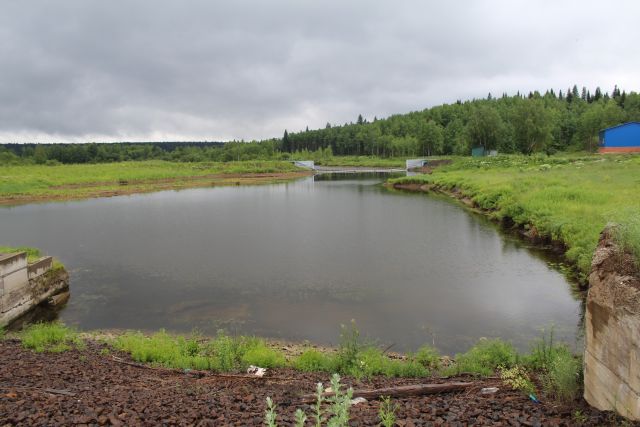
0 173 582 354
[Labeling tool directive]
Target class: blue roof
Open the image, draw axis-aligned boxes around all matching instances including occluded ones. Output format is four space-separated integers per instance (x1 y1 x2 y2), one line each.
600 122 640 133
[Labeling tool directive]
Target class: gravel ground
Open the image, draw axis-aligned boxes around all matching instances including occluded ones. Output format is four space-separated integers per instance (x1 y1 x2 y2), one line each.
0 339 634 426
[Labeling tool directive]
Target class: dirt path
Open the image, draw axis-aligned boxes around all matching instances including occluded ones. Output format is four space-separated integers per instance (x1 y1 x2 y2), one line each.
0 340 627 426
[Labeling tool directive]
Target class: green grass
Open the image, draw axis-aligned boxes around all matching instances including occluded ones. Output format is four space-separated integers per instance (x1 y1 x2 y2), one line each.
21 322 84 353
521 328 581 402
0 245 42 262
0 160 302 201
316 156 407 168
18 322 582 404
391 153 640 278
0 245 65 271
113 330 285 372
294 349 336 372
443 338 518 377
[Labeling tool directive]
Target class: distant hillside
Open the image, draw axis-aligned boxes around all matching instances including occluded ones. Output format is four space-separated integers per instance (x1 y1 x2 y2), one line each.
276 85 639 157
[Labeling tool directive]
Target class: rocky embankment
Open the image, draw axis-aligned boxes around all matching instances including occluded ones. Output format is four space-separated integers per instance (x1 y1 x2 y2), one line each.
0 339 630 426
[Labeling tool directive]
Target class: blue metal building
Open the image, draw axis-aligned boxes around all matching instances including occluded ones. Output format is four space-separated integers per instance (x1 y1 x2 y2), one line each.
599 122 640 153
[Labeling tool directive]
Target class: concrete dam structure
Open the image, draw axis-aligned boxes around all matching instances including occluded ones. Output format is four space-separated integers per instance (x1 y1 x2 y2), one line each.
584 228 640 420
0 252 69 327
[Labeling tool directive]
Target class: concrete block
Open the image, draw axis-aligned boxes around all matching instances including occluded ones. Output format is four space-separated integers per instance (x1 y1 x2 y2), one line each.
27 256 53 279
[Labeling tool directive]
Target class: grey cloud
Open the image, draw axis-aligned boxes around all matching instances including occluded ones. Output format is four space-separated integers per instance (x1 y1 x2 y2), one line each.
0 0 639 142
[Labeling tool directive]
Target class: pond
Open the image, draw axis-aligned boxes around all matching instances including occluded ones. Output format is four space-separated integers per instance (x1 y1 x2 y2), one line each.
0 173 582 354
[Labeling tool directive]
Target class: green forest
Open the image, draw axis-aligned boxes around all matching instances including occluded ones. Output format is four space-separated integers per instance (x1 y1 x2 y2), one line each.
1 85 638 165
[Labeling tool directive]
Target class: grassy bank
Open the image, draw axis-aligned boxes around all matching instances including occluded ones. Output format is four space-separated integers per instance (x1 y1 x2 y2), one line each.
13 322 583 403
391 154 640 278
0 160 309 205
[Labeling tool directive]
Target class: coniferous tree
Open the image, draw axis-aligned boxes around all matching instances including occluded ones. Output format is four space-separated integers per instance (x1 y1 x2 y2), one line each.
594 87 603 102
282 130 291 152
572 85 580 100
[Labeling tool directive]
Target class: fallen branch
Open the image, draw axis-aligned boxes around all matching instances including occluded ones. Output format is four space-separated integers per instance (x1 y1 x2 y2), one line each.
42 388 77 397
299 381 473 403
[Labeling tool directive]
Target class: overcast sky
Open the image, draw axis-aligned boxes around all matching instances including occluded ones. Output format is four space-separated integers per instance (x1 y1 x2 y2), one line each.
1 1 639 143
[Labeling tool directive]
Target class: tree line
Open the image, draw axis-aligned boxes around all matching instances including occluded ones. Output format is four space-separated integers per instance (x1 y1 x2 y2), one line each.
1 85 638 165
279 85 639 157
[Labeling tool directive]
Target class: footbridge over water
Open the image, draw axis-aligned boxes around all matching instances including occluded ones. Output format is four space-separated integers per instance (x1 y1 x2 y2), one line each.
292 160 405 174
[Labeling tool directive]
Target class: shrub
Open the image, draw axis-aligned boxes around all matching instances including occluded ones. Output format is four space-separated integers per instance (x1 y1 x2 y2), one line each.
499 365 536 395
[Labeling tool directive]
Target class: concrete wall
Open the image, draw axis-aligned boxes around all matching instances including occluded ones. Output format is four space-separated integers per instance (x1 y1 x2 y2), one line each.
406 159 427 170
584 229 640 420
293 160 315 169
0 253 68 327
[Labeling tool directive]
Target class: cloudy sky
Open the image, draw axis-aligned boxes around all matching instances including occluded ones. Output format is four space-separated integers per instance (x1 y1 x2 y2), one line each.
1 1 639 143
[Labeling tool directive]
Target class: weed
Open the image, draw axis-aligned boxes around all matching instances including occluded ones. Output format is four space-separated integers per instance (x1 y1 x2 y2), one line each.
264 397 278 427
264 374 353 427
100 348 111 356
312 381 325 427
413 345 440 370
336 320 363 374
525 327 557 370
378 396 398 427
572 409 588 425
326 373 353 426
21 322 83 353
543 350 581 402
294 409 307 427
499 365 536 395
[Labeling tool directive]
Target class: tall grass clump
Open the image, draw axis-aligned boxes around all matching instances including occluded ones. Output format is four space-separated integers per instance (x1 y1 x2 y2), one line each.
113 330 285 372
294 349 336 372
329 321 431 378
544 350 582 402
611 211 640 269
21 322 84 353
522 328 582 402
523 329 581 402
444 338 517 376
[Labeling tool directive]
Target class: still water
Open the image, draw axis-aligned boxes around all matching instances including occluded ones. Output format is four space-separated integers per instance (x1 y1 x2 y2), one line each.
1 173 582 354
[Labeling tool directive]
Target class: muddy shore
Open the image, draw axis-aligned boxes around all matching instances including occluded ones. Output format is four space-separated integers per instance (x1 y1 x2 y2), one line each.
0 339 629 426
